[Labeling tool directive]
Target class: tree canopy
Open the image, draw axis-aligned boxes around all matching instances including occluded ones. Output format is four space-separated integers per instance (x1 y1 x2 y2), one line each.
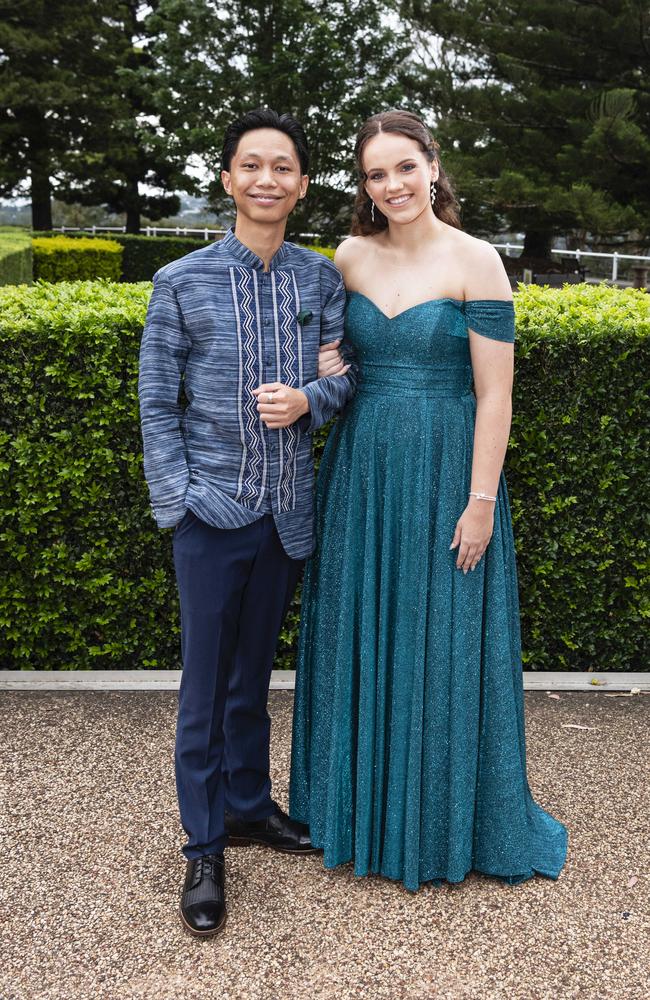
0 1 121 229
2 0 649 249
400 0 650 255
148 0 409 239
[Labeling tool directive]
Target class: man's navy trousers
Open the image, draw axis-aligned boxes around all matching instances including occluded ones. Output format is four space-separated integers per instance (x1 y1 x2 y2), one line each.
172 509 303 859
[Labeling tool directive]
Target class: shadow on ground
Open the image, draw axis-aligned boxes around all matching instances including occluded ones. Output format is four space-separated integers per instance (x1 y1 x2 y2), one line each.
0 690 648 1000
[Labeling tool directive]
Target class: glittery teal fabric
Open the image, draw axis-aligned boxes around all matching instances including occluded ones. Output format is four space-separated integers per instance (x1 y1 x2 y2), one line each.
289 293 568 892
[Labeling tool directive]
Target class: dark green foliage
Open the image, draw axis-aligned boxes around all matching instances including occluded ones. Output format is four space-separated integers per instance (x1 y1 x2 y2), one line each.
507 284 649 670
106 234 211 282
0 282 647 671
149 0 410 241
32 237 122 282
32 231 211 281
0 280 164 670
0 3 197 234
0 1 126 230
0 228 31 285
54 4 198 234
400 0 650 253
31 232 334 281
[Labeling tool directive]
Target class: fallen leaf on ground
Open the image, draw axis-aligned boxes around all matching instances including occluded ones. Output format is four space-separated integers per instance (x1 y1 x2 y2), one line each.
589 678 607 686
604 690 642 698
627 876 638 888
547 693 561 700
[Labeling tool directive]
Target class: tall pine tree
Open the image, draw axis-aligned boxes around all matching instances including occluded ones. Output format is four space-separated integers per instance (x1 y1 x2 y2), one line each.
149 0 410 239
400 0 650 255
0 1 198 233
57 1 197 233
0 0 121 229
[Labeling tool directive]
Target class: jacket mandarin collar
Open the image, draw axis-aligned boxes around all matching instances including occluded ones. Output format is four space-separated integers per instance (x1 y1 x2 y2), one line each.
221 227 289 271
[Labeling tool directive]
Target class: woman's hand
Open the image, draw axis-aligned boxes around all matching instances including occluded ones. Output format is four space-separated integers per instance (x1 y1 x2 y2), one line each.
318 339 350 378
253 382 310 429
450 498 495 573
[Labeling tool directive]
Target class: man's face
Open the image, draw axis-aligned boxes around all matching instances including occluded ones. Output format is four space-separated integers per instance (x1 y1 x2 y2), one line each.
221 128 309 225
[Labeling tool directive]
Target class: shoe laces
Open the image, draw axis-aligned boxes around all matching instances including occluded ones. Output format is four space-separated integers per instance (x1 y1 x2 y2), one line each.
191 854 223 887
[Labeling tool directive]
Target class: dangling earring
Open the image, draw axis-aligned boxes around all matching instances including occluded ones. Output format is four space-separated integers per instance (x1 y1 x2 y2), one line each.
430 182 437 207
370 199 375 223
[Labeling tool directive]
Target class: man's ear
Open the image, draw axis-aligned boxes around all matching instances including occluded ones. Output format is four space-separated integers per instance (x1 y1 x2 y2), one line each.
221 169 232 195
299 174 309 200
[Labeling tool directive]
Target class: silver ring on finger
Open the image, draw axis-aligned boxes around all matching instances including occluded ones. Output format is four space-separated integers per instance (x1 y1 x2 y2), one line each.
267 392 274 403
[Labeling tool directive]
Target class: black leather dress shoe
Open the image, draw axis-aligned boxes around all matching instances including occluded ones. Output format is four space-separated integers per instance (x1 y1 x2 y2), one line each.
226 805 319 854
179 853 226 937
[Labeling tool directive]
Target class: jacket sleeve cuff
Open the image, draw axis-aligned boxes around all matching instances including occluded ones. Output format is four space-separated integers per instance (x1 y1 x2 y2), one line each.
298 382 323 433
150 499 188 529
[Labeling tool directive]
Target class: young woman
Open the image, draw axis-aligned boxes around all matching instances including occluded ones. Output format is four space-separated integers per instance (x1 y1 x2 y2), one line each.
289 110 568 892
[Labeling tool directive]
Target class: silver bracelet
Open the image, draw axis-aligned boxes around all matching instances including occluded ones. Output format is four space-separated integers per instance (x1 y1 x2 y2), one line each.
469 491 497 502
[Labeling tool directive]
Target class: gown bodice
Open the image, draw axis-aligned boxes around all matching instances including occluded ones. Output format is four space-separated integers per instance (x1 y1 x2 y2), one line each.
345 292 515 397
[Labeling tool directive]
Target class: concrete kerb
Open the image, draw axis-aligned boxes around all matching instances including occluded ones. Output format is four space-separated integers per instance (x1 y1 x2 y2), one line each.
0 670 648 691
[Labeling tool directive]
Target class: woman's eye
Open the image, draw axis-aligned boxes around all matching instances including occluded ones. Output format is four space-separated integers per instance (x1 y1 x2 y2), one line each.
369 173 383 181
401 164 415 172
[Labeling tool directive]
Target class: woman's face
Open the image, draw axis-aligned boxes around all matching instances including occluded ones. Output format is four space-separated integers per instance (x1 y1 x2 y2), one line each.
362 131 438 226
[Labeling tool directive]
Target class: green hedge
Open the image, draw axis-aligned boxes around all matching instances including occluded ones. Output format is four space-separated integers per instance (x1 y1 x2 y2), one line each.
0 281 647 670
32 236 123 283
32 232 212 281
31 231 335 280
109 234 210 281
0 228 32 286
507 283 649 669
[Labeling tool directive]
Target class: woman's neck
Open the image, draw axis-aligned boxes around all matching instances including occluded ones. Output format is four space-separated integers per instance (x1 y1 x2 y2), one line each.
383 207 445 258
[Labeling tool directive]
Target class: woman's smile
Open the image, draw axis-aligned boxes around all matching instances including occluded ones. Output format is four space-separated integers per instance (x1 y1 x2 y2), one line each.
385 193 413 206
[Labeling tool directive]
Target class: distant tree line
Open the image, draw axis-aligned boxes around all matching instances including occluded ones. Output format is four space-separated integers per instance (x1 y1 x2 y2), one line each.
1 0 648 253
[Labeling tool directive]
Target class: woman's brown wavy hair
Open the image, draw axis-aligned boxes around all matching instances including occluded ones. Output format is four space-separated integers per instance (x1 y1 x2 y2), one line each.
351 110 461 236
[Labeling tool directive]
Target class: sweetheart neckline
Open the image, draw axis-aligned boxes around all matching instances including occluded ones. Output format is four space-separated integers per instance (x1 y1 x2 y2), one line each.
347 291 461 321
346 290 513 322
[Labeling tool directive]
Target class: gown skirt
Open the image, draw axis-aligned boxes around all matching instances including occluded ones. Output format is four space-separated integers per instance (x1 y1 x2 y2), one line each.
289 293 568 892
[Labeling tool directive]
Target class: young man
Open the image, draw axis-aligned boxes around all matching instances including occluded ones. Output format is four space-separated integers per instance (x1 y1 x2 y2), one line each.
138 109 355 937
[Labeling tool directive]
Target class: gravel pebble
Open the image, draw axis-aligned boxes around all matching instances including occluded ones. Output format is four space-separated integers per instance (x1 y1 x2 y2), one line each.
0 690 648 1000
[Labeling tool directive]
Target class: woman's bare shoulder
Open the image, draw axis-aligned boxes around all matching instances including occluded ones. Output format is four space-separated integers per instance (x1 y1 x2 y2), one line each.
447 230 512 300
334 235 378 284
334 235 368 266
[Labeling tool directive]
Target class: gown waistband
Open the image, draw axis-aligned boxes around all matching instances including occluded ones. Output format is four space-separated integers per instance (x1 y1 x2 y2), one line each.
357 362 473 398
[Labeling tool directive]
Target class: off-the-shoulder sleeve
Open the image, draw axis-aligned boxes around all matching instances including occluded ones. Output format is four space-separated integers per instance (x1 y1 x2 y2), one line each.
464 299 515 342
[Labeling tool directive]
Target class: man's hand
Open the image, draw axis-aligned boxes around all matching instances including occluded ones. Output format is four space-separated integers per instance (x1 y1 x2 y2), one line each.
253 382 310 428
318 339 350 378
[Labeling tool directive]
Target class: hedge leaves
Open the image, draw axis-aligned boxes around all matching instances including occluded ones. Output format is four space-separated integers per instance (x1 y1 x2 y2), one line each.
0 281 647 670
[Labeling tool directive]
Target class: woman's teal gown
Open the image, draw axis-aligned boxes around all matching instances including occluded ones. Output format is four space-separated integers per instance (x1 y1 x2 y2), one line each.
289 293 568 892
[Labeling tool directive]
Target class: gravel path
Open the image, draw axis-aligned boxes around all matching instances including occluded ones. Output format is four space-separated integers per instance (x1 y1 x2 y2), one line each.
1 690 648 1000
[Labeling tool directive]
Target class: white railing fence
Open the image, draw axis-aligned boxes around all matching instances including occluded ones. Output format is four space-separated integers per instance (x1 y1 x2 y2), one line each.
494 243 650 283
51 226 650 284
55 224 227 241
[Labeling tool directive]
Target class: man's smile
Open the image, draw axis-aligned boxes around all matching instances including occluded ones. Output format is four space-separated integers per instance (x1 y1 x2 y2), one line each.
249 193 283 204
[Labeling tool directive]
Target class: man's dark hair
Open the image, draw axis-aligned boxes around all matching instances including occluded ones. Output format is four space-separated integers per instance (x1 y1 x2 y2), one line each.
221 108 310 174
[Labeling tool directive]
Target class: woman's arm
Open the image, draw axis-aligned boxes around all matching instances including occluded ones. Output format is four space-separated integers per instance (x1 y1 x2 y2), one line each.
450 244 514 573
316 237 362 377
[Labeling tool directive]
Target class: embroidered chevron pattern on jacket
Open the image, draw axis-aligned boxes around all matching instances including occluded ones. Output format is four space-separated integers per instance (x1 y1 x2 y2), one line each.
231 267 268 508
272 270 302 512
